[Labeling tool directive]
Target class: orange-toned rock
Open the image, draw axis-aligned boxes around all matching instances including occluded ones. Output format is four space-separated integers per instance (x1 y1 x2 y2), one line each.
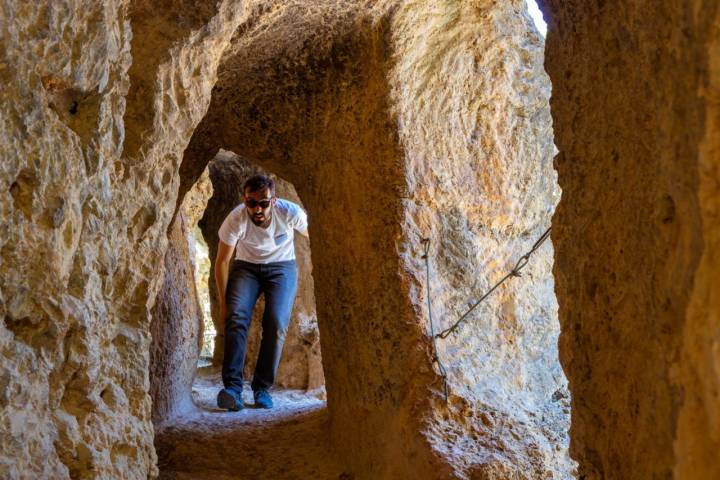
180 2 569 478
0 1 244 478
543 0 720 478
5 0 720 478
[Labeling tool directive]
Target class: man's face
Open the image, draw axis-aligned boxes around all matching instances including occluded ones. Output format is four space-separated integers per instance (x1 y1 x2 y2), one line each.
244 187 275 226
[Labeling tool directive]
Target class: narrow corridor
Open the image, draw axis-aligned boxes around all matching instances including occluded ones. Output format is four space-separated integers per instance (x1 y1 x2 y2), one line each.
156 369 340 479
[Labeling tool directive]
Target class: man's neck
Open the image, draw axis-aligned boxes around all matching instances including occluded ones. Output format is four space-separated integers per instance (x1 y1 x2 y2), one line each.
249 213 272 229
258 216 272 229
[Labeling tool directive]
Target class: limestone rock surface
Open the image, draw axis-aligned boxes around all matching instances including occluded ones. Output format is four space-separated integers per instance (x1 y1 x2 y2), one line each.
391 2 570 477
0 1 245 478
155 369 336 479
675 11 720 478
5 0 720 478
542 0 720 478
149 170 213 424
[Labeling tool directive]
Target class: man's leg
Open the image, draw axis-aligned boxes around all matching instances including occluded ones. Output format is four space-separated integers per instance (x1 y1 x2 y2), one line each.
221 261 261 401
251 261 298 397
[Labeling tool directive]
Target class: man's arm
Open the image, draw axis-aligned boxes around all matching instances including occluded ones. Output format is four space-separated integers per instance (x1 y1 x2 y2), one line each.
214 240 235 321
293 206 309 238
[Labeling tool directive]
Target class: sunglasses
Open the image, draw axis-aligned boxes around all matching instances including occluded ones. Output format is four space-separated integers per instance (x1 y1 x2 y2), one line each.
244 197 273 209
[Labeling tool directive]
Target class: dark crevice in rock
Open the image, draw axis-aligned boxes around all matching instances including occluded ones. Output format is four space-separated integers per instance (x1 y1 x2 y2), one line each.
41 75 102 163
9 169 38 221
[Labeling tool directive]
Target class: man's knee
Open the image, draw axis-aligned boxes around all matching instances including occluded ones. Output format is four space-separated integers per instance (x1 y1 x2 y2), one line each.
265 313 290 340
276 322 289 341
224 308 252 332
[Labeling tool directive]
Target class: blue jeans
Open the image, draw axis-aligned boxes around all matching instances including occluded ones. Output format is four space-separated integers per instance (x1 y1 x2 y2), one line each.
222 260 298 393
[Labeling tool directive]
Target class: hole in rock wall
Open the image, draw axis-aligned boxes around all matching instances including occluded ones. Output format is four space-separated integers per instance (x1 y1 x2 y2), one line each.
525 0 547 37
193 150 325 402
150 149 324 431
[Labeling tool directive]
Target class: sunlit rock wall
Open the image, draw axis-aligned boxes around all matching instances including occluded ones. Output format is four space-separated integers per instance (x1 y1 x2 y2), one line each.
179 1 568 477
0 1 244 478
391 1 571 477
199 150 323 391
542 0 720 478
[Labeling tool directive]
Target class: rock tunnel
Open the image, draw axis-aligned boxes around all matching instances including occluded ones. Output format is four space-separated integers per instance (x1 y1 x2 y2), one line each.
0 0 719 479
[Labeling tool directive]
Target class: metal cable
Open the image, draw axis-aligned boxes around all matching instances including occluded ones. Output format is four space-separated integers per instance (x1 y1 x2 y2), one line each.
421 238 449 402
435 226 552 340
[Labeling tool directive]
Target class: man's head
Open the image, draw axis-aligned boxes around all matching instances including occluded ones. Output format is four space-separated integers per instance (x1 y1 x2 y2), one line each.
243 174 276 227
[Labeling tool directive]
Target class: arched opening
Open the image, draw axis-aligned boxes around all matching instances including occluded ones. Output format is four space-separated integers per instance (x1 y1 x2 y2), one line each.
193 149 325 400
150 149 331 477
153 2 570 478
149 152 326 399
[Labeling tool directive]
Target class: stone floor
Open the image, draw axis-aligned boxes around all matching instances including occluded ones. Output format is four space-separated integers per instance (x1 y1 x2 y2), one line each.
155 368 342 480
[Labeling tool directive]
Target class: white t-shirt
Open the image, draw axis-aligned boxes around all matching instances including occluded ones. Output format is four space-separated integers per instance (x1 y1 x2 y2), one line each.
218 198 308 264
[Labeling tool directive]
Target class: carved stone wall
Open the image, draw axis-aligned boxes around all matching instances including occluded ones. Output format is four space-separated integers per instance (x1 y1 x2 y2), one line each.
20 0 720 479
0 1 245 478
149 170 212 424
542 0 720 478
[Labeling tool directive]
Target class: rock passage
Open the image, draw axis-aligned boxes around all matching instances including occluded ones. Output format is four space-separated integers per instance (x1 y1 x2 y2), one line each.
6 0 718 478
155 368 340 480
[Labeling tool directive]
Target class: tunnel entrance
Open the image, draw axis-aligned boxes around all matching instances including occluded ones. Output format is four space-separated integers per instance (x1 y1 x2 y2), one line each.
191 151 325 391
154 1 568 478
151 151 332 477
193 149 325 398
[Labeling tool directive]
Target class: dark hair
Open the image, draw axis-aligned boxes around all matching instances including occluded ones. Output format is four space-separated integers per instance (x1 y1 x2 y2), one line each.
242 174 275 195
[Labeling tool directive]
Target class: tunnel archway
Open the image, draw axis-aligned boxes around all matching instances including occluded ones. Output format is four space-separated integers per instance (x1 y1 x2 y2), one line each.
197 150 323 393
148 150 325 427
164 2 569 478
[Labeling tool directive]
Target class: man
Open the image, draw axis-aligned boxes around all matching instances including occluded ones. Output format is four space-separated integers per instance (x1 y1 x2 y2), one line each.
214 174 308 411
